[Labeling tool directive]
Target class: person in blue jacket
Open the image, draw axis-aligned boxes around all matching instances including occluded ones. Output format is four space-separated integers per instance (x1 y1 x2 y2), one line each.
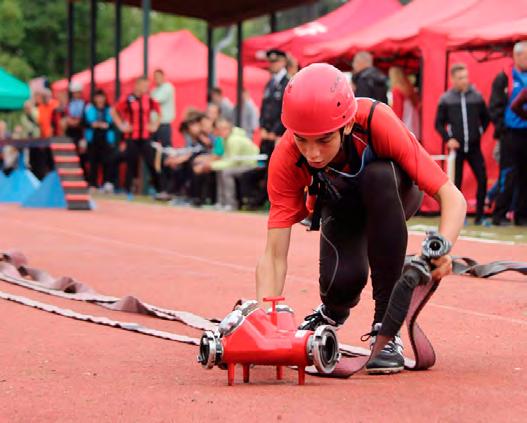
84 89 116 192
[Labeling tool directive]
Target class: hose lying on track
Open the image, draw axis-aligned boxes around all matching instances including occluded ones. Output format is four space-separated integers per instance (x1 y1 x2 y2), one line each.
1 250 526 377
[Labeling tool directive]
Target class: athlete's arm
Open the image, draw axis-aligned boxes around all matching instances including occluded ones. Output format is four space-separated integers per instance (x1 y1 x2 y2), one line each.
370 101 466 280
431 180 467 281
255 227 292 306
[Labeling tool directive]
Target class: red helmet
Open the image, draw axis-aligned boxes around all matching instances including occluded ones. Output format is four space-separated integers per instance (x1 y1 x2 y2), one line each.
281 63 357 136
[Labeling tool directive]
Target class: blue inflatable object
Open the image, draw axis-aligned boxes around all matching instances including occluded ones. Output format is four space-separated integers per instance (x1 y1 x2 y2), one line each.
0 165 40 203
22 171 67 208
0 171 6 187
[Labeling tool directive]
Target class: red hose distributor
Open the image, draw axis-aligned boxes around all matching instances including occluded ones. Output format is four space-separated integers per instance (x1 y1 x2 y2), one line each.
197 297 340 385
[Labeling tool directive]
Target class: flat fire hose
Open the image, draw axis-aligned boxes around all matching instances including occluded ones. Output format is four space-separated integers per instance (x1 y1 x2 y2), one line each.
306 236 527 379
1 250 526 380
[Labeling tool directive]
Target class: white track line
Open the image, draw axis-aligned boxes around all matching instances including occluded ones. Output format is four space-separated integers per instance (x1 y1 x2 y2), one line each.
1 216 526 326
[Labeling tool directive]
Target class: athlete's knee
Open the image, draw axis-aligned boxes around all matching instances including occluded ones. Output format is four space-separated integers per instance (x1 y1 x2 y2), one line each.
320 267 368 308
361 161 395 191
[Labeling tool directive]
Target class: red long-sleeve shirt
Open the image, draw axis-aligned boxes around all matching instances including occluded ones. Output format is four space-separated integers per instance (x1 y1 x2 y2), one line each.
267 98 448 229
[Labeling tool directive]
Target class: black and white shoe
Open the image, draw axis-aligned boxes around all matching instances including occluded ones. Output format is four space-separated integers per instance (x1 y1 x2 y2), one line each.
298 304 340 331
363 323 404 374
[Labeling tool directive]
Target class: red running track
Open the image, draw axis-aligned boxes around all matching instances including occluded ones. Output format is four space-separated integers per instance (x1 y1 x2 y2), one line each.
0 200 526 422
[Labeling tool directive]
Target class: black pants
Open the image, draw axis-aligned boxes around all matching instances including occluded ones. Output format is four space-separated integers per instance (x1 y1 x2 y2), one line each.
259 139 276 161
190 171 216 205
510 129 527 223
124 139 160 193
66 126 86 178
454 147 487 219
87 134 116 187
155 124 173 193
493 129 527 223
319 161 423 324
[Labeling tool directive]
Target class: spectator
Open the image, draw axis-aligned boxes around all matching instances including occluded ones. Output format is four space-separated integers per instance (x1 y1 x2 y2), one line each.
151 69 176 200
186 113 225 206
233 89 259 139
19 100 40 139
171 113 224 205
511 87 527 119
111 77 161 194
352 51 388 104
206 103 220 124
0 120 15 174
489 40 527 226
286 53 299 77
163 111 208 201
199 114 224 156
194 117 259 210
151 69 175 147
260 48 289 160
52 91 69 136
177 109 205 150
389 66 420 137
15 101 40 174
84 89 116 192
32 89 56 179
435 63 490 225
210 87 234 123
65 82 87 162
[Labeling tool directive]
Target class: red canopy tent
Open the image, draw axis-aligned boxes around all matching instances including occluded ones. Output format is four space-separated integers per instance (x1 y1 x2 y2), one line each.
303 0 527 213
449 16 527 48
302 0 478 64
53 30 269 146
242 0 402 68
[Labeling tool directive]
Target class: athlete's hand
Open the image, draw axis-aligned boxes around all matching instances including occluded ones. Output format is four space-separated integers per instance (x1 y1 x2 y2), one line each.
430 254 453 282
447 138 460 150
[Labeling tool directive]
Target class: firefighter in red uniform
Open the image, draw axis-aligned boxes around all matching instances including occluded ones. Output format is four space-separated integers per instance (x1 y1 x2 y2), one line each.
255 64 467 374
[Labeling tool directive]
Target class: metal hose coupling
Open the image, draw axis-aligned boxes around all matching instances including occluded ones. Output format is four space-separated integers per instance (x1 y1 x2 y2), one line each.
197 330 223 369
306 325 340 374
421 231 452 260
404 231 453 286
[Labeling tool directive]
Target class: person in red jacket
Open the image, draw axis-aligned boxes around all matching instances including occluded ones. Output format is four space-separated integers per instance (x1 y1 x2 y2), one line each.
255 64 466 374
112 77 161 194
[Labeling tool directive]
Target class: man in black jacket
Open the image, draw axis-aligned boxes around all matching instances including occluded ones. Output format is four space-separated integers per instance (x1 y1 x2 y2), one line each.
352 51 388 104
259 49 289 160
435 63 490 224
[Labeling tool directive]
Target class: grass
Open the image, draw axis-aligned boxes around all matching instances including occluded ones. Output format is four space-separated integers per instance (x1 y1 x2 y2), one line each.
95 192 527 244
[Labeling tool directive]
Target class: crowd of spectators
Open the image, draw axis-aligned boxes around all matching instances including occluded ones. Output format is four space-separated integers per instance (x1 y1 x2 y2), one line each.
1 41 526 225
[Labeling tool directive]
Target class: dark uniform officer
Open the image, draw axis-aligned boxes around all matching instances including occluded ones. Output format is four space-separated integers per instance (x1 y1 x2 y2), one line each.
259 49 290 161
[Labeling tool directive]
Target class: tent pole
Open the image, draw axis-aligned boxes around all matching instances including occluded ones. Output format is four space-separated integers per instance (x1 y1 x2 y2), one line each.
444 50 450 91
90 0 97 99
207 24 214 102
67 0 74 98
236 21 244 126
115 0 122 100
142 0 150 78
270 12 277 33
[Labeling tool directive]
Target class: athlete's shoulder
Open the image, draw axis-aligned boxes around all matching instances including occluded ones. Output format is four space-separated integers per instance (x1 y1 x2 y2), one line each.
269 130 300 168
355 98 395 125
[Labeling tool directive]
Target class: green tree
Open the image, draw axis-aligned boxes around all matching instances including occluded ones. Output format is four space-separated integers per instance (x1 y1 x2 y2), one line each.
0 0 33 79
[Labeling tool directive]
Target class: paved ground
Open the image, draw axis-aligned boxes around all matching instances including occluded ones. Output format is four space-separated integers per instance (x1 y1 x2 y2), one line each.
1 200 526 422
